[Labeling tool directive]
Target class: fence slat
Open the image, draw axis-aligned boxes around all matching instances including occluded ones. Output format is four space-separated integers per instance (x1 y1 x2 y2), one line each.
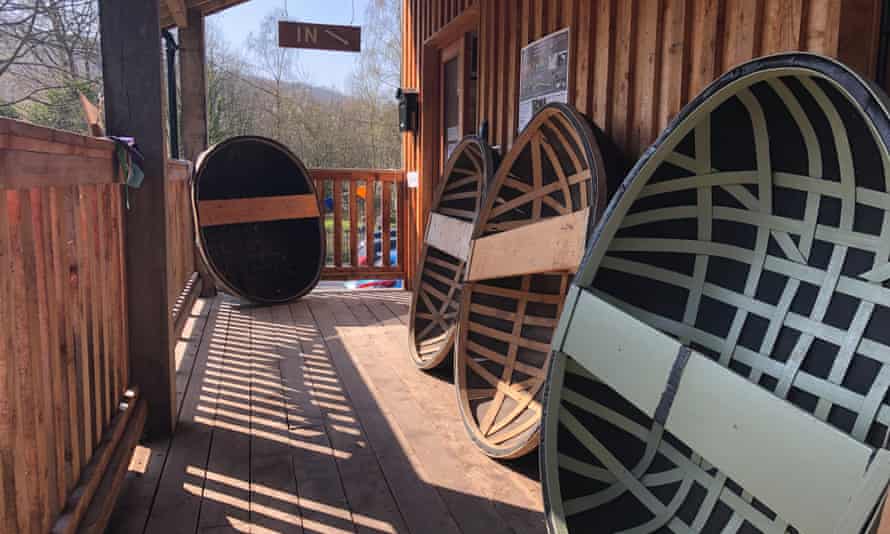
398 173 406 268
74 186 95 458
382 181 391 267
334 178 343 268
9 191 44 532
112 186 128 390
30 188 63 521
0 191 18 534
365 179 375 268
349 179 358 267
48 187 76 494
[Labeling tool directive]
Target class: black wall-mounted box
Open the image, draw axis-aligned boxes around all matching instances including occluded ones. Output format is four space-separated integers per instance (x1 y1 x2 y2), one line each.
396 88 418 132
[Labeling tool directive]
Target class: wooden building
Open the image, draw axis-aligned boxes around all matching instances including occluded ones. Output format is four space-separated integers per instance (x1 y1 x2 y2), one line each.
401 0 889 248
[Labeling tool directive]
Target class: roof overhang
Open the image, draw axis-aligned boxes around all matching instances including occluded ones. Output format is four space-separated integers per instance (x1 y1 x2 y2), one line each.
160 0 252 28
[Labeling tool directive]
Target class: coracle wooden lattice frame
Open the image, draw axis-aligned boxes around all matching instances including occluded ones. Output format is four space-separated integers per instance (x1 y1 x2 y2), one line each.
409 136 496 369
543 53 890 534
456 104 611 459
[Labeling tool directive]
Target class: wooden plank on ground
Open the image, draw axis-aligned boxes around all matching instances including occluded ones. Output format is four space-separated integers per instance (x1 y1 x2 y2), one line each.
141 297 223 534
367 293 540 516
276 303 357 534
350 293 545 534
298 297 425 534
246 305 303 533
197 300 252 529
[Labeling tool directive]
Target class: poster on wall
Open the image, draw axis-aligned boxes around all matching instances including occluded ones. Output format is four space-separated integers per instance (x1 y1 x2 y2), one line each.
518 28 570 133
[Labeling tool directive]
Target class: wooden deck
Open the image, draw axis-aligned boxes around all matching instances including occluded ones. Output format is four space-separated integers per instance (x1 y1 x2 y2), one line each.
107 289 545 534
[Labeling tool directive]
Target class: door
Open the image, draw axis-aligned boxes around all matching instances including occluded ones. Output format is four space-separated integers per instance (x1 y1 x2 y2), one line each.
439 32 477 176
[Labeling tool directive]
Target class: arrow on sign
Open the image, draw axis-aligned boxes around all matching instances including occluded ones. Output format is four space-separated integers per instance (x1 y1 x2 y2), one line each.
325 29 350 46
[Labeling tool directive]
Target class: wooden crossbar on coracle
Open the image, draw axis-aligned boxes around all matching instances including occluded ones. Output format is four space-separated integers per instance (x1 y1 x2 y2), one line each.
543 53 890 533
409 136 495 370
455 104 615 459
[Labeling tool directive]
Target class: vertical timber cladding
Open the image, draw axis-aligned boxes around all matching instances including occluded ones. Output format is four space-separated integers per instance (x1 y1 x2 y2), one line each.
402 0 884 272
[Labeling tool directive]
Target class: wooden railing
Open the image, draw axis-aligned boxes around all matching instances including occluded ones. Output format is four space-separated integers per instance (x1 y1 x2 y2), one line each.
0 118 146 534
310 168 406 280
165 159 199 336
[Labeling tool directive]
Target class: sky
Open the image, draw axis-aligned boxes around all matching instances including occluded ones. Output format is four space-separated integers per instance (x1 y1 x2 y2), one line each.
208 0 374 92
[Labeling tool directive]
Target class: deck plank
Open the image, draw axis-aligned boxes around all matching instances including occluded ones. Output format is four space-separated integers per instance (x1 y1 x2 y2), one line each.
249 305 304 533
109 297 216 534
357 293 545 534
298 297 415 534
274 303 356 534
107 290 546 534
334 296 507 534
198 300 253 530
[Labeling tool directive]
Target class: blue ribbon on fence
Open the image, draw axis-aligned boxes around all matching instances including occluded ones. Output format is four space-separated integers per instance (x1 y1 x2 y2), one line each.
109 136 145 209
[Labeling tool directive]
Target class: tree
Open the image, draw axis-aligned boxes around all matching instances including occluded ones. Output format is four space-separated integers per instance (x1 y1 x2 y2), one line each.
0 0 100 128
247 9 302 140
21 77 96 130
347 0 402 168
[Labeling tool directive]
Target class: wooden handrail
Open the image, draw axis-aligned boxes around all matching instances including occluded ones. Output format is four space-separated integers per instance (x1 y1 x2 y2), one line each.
166 159 192 181
0 118 117 189
309 168 404 181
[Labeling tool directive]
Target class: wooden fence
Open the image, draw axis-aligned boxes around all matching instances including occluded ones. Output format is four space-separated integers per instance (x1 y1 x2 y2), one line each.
166 159 199 337
0 118 146 533
310 168 407 281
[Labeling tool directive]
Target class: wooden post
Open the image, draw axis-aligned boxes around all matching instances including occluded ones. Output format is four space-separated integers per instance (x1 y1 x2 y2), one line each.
99 0 175 437
179 8 217 298
179 9 206 161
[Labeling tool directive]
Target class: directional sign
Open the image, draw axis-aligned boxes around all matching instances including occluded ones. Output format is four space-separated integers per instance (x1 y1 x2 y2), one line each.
278 21 361 53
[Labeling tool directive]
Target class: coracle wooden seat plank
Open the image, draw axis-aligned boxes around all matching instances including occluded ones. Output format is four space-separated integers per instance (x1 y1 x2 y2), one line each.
466 208 589 281
543 53 890 533
197 194 320 227
409 136 496 369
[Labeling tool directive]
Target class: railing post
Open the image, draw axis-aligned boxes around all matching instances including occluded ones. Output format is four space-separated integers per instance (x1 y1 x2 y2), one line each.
99 0 175 436
180 8 217 298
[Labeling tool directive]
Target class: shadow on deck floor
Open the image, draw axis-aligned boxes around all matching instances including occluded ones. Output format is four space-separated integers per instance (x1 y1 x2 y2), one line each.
107 289 545 534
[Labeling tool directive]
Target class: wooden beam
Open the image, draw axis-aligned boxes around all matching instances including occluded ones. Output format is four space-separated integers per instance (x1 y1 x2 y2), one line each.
197 194 320 227
77 399 147 534
50 389 140 534
100 0 175 437
178 8 216 297
179 9 206 161
164 0 187 27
